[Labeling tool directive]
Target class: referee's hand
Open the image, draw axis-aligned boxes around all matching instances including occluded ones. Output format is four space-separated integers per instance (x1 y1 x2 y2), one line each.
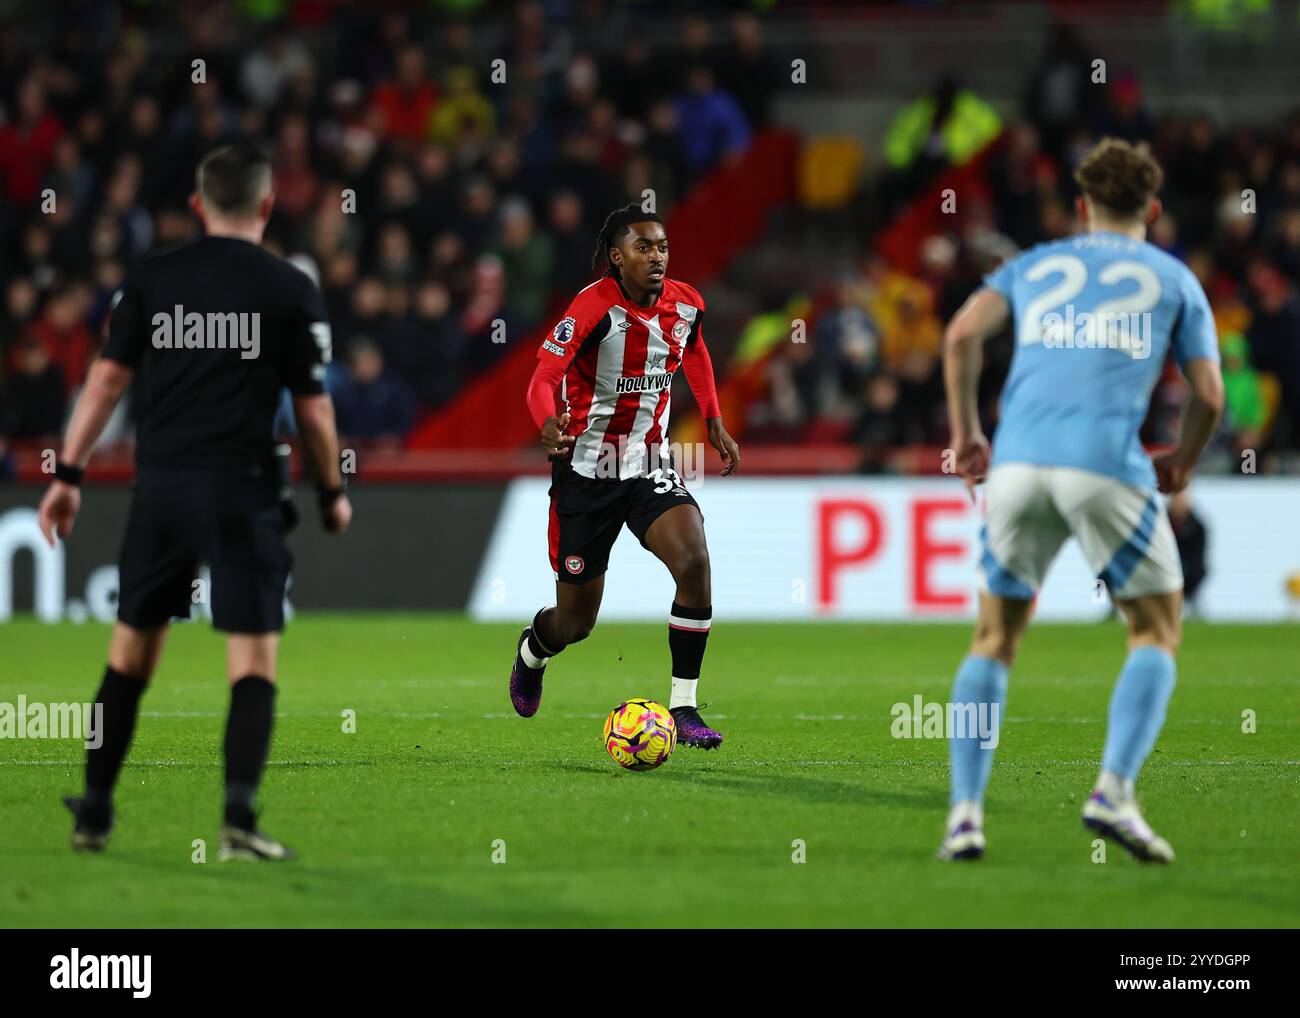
322 493 353 534
38 481 81 547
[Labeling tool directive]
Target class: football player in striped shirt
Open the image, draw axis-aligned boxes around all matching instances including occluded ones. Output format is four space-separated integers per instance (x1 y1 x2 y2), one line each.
508 204 741 748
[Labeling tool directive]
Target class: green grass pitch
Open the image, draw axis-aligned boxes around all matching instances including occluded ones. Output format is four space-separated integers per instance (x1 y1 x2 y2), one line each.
2 615 1296 928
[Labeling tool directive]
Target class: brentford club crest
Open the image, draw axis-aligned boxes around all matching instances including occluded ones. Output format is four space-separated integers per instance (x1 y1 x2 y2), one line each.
672 319 690 341
564 555 584 575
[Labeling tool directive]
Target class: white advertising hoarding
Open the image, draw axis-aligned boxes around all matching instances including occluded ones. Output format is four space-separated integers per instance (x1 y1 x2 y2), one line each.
469 477 1300 622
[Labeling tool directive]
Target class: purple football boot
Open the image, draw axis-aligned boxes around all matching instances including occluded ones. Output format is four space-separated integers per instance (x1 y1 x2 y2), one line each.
509 628 545 717
669 703 724 749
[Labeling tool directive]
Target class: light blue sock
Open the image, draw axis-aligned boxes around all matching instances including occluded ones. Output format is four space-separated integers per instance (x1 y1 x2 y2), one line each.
1102 646 1177 780
948 655 1009 805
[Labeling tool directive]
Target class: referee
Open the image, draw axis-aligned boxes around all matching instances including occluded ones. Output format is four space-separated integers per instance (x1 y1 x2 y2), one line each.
37 143 352 861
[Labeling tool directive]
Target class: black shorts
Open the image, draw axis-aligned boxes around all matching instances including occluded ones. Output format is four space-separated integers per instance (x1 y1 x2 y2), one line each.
116 464 292 633
547 458 701 583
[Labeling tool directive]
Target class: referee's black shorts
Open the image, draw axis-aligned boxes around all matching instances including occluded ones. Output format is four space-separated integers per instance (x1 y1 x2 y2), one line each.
116 463 292 634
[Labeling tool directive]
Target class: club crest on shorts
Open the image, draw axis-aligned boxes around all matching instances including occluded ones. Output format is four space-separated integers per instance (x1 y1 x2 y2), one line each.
564 554 584 575
553 316 576 344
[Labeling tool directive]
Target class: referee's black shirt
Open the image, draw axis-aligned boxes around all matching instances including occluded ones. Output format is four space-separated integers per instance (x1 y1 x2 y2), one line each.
102 235 331 467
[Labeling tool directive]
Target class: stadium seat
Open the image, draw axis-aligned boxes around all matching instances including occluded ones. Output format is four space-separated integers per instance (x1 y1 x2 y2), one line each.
797 137 865 210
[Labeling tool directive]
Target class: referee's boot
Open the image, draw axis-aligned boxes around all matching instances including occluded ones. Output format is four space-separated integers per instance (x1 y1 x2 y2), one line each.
64 795 114 853
220 808 297 862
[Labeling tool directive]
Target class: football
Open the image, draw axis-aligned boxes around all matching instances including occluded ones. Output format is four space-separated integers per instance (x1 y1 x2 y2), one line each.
602 698 677 771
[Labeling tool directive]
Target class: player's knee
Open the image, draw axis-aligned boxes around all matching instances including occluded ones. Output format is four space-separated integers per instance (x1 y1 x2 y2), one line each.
556 611 597 646
970 620 1020 664
672 546 710 597
1123 594 1182 655
1130 616 1180 656
566 618 596 645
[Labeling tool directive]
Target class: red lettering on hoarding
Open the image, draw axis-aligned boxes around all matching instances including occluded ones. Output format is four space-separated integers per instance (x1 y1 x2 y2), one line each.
911 498 969 612
817 499 885 610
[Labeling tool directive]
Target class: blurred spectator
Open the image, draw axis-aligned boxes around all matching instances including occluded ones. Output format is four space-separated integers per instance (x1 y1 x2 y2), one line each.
602 38 657 123
987 124 1058 249
1092 70 1153 145
0 75 63 206
240 22 312 108
853 372 907 472
883 76 1001 176
717 13 777 131
429 66 495 152
331 338 418 441
547 189 596 295
491 197 553 330
369 44 438 145
383 280 470 410
1025 25 1098 166
21 287 94 395
1245 266 1300 449
2 338 66 439
672 64 752 175
2 277 41 352
1220 332 1266 453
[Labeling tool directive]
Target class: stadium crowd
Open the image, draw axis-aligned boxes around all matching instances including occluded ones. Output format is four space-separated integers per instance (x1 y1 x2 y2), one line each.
0 2 771 461
2 6 1298 476
756 26 1300 472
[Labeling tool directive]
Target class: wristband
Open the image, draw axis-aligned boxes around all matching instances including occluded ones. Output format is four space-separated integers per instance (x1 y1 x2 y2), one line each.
54 462 84 486
317 485 345 530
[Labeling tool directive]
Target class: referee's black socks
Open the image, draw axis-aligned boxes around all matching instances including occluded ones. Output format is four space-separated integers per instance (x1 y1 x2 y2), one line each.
223 675 276 830
83 666 148 817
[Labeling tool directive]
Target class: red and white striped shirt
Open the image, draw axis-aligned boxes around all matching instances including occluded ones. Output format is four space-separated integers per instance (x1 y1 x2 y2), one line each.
527 275 721 480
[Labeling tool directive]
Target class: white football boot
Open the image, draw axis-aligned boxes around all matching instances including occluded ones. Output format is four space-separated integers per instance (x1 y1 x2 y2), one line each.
1082 791 1174 863
936 802 986 861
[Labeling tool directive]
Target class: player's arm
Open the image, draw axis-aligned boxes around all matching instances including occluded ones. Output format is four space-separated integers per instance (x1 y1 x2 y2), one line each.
1154 277 1225 494
1154 357 1224 494
529 308 598 457
942 287 1010 492
37 355 134 546
528 358 573 457
682 311 739 476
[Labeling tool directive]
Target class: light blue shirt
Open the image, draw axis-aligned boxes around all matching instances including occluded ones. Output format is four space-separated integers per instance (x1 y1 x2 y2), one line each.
984 231 1220 489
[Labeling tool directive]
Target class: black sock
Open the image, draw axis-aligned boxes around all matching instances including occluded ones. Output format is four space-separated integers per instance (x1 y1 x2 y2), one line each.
668 602 712 684
84 666 148 816
223 675 276 829
528 607 560 659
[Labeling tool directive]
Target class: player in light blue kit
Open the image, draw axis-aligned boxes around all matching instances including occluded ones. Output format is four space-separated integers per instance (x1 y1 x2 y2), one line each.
937 139 1224 863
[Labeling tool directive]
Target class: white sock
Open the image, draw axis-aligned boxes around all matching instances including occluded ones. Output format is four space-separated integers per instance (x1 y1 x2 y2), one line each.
1096 769 1135 804
947 799 983 830
669 677 697 709
520 634 549 669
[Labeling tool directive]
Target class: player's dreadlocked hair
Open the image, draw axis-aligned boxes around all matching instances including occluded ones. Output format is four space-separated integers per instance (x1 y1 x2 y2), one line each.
592 203 664 279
